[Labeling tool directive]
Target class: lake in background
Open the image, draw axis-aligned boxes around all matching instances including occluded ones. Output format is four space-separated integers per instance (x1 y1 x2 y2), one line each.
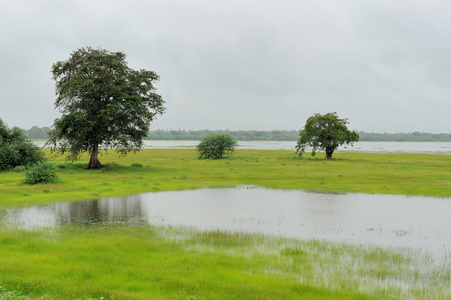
145 141 451 153
2 186 451 255
35 140 451 154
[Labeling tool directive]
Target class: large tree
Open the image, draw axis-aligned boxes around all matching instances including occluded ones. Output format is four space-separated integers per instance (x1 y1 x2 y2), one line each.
296 112 359 159
48 47 165 169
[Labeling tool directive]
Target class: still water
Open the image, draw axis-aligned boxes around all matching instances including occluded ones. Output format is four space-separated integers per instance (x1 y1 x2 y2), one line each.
35 140 451 153
2 186 450 254
142 140 451 153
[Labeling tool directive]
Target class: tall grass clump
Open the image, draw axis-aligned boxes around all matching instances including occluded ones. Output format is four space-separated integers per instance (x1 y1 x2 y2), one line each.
23 162 58 184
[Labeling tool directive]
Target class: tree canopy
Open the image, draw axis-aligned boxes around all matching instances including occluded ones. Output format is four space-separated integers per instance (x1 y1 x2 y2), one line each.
295 112 359 159
47 47 165 169
0 118 44 171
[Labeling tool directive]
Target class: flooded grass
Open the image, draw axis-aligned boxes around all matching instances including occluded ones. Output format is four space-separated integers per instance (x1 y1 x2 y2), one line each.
0 223 450 299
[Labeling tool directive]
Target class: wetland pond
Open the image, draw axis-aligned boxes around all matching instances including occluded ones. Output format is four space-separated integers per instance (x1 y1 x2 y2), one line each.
2 186 450 255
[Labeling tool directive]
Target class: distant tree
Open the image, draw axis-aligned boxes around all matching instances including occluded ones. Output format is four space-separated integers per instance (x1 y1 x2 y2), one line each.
47 47 165 169
296 112 359 159
0 118 44 171
197 134 238 159
25 126 51 139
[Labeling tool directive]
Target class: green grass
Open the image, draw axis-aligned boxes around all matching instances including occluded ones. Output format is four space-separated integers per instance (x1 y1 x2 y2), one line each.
1 149 451 299
0 149 450 209
1 224 449 299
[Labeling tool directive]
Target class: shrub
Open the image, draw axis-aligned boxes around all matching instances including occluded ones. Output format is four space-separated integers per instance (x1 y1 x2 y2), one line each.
23 162 59 184
0 119 44 171
13 165 27 172
196 134 238 159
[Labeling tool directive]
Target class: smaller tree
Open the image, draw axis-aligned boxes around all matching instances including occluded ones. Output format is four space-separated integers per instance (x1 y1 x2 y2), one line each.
197 134 238 159
296 112 359 159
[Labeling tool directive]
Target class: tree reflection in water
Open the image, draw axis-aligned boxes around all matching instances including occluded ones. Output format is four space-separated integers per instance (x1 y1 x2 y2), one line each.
54 196 145 225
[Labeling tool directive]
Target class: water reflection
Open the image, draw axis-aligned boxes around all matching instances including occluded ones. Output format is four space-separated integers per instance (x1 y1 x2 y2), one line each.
56 197 146 224
2 186 451 254
1 197 146 229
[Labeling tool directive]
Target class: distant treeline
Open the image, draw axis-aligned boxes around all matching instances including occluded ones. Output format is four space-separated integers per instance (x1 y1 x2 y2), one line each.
22 127 451 142
359 131 451 142
147 129 299 141
146 129 451 142
22 126 52 140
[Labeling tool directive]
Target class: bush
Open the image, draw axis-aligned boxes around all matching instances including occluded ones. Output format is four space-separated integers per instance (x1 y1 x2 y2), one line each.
0 119 44 171
13 165 27 172
23 162 59 184
196 134 238 159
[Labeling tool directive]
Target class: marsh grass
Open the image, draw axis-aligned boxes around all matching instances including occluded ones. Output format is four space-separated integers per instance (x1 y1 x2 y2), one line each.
0 224 450 299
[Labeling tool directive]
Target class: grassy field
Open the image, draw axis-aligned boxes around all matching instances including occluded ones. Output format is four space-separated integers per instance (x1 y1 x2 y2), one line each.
1 149 451 299
1 149 450 209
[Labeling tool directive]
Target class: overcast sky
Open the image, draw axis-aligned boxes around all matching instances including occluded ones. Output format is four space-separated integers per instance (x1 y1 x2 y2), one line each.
1 0 450 133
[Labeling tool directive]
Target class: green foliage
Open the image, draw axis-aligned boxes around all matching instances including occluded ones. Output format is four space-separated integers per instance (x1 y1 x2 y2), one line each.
197 134 238 159
0 119 44 171
296 112 359 159
13 166 27 172
47 46 165 169
23 162 58 184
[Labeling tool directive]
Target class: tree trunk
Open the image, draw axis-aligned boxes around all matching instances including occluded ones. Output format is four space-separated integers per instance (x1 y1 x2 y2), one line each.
325 148 334 159
86 146 103 169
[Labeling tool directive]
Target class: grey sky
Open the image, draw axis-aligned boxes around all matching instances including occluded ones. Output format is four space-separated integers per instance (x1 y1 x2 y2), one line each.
1 0 450 133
